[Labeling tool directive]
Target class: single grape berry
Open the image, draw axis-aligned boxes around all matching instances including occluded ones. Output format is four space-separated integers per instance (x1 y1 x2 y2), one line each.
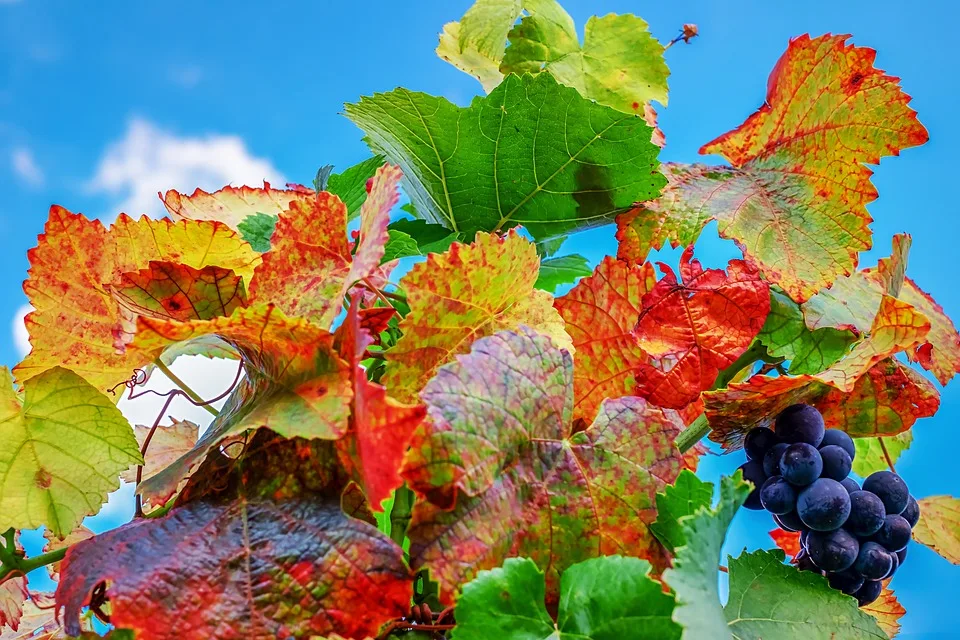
745 426 779 461
800 529 810 548
853 541 893 580
855 580 883 607
862 471 909 515
763 442 790 477
819 445 852 481
896 547 907 564
820 429 855 460
796 553 821 574
774 511 805 533
828 568 865 596
884 550 900 579
806 528 859 572
760 476 797 515
901 495 920 528
739 460 767 511
845 491 886 537
780 443 823 486
872 514 912 552
775 404 825 447
841 478 860 495
797 478 851 531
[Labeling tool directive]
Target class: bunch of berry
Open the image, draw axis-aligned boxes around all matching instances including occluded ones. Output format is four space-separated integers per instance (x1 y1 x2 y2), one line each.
739 404 919 607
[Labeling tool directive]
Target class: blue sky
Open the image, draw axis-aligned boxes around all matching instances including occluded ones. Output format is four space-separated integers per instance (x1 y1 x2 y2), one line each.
1 0 958 636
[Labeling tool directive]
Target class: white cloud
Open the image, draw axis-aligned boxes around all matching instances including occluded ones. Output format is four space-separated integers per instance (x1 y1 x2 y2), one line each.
11 147 44 187
89 118 284 218
12 304 30 358
169 65 203 89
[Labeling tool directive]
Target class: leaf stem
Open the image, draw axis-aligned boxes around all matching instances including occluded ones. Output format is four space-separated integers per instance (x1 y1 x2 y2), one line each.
878 437 897 473
389 485 415 549
675 414 710 454
153 359 218 417
362 277 395 309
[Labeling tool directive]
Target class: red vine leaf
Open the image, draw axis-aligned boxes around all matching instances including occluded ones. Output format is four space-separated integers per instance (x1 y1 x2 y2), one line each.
132 305 352 506
383 231 571 403
41 526 95 582
15 207 259 393
161 181 315 231
0 579 27 633
554 256 656 422
333 301 426 510
768 528 801 560
119 419 199 484
704 295 931 448
634 246 770 409
402 327 682 603
863 585 906 639
617 35 928 302
57 432 412 640
248 164 402 327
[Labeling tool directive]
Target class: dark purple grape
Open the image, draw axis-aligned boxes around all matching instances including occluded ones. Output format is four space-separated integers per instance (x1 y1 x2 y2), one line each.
872 514 912 552
775 511 805 532
895 547 907 564
745 426 780 461
796 553 822 574
855 580 883 607
760 476 797 515
820 429 855 459
806 528 859 571
797 478 851 531
739 460 767 510
902 495 920 528
775 404 825 447
862 471 909 515
800 529 810 548
763 442 790 477
841 478 861 495
828 568 865 595
884 549 900 579
853 541 893 580
780 443 823 486
845 491 886 537
819 445 852 481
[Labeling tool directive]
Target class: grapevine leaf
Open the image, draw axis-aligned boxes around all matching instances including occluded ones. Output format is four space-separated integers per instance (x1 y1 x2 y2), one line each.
758 288 855 374
345 73 665 241
534 254 592 293
16 207 259 393
326 155 387 218
863 586 906 639
650 469 714 554
436 0 522 92
501 2 669 113
634 246 770 409
662 473 752 640
852 432 913 477
912 496 960 564
724 550 886 639
0 367 142 537
0 577 27 633
162 181 315 231
403 327 683 603
334 301 427 510
248 164 402 328
769 528 802 560
382 231 570 403
42 525 95 581
704 295 931 448
387 219 461 254
236 212 276 252
616 35 928 301
382 229 421 262
133 305 351 506
56 432 412 639
554 256 655 422
453 556 680 640
119 419 199 484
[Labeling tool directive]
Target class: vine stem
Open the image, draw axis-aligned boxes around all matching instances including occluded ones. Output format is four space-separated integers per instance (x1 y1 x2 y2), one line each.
878 438 897 473
362 277 395 309
389 485 415 549
153 359 218 417
674 340 773 453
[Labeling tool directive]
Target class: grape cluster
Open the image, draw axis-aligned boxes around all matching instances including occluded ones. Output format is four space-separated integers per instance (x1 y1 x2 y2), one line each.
738 404 919 607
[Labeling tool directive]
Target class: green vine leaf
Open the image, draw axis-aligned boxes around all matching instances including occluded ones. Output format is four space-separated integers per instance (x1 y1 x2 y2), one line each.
453 556 680 639
0 367 142 538
345 72 665 241
534 254 592 292
852 433 913 477
237 212 276 252
650 469 713 554
326 154 386 218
